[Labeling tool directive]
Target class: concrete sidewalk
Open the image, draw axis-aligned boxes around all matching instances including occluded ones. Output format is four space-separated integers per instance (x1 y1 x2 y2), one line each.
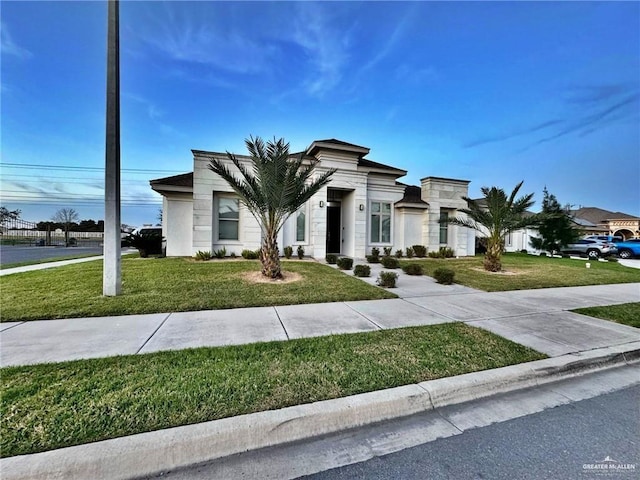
0 249 137 276
2 282 639 367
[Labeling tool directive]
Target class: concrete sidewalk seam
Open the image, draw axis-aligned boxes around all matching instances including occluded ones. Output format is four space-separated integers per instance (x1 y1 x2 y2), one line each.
0 322 26 333
273 307 290 341
2 345 637 480
343 302 384 330
136 314 172 355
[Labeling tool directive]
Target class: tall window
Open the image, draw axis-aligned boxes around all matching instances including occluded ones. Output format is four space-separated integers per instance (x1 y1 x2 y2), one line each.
218 197 239 240
371 202 391 243
296 209 306 242
439 211 448 244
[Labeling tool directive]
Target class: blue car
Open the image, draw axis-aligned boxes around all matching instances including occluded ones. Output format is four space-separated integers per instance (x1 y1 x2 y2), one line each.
614 239 640 259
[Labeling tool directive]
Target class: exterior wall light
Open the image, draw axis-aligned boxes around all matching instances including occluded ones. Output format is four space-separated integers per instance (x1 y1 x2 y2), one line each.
319 201 325 208
359 204 365 211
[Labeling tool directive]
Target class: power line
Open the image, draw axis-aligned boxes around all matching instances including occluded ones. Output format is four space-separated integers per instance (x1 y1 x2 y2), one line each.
0 162 186 174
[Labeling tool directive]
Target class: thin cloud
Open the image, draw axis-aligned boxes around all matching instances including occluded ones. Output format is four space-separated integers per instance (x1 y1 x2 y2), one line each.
563 84 631 105
1 22 32 59
464 120 562 148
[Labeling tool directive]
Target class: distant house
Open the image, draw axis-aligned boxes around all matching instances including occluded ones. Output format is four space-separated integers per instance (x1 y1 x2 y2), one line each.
150 139 476 259
570 207 640 240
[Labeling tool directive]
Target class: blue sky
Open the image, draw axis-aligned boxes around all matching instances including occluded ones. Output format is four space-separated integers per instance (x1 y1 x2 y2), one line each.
2 1 639 227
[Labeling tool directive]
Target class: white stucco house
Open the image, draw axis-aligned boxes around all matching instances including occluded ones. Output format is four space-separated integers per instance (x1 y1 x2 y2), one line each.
150 139 476 259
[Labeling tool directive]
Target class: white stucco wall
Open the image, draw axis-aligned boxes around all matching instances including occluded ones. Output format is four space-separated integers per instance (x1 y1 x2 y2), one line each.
164 194 193 256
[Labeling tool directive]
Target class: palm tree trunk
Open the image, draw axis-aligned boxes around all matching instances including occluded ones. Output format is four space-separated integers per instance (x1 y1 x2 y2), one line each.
484 237 503 272
260 233 282 279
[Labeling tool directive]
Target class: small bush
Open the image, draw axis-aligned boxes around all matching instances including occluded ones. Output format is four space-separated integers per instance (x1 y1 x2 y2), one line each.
395 249 403 258
337 257 353 270
194 250 212 261
353 264 371 277
433 267 455 285
402 263 423 276
413 245 427 258
380 256 399 268
439 247 454 258
366 255 380 263
428 251 440 258
371 247 380 257
68 237 78 247
377 271 398 288
230 252 237 258
405 247 414 258
326 254 338 264
383 247 392 256
241 249 259 260
284 246 293 259
127 232 162 258
297 245 305 259
213 247 227 259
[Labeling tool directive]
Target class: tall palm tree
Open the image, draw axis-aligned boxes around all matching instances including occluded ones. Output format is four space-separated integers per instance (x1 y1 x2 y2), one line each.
208 136 336 278
446 181 536 272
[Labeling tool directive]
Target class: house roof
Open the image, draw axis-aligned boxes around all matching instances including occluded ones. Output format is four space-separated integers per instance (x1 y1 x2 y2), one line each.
395 185 429 209
306 138 371 158
570 206 638 224
150 172 194 194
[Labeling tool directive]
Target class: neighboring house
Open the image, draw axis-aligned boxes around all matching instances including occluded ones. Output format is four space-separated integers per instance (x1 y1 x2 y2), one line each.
570 207 640 240
150 139 476 259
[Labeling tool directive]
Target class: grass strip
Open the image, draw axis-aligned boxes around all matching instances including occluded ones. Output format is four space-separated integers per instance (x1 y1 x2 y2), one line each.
400 253 640 291
572 302 640 328
0 258 395 322
0 323 545 457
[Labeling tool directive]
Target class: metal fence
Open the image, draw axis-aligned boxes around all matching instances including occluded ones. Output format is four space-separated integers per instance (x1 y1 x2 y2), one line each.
0 218 104 247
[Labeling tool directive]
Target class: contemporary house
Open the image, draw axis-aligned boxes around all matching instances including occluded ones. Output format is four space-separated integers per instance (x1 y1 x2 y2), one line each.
151 139 476 259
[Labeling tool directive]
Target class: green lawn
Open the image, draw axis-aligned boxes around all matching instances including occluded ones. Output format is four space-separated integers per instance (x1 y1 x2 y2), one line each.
401 253 640 291
0 323 545 457
0 258 395 322
573 303 640 328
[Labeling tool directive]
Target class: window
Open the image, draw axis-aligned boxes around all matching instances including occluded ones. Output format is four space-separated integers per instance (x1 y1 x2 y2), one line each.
371 202 391 243
439 211 448 244
506 232 512 247
296 209 306 242
218 197 239 240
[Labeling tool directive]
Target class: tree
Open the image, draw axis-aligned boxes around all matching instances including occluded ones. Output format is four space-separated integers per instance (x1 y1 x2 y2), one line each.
52 208 80 247
446 181 537 272
208 136 336 278
529 187 578 255
0 206 21 226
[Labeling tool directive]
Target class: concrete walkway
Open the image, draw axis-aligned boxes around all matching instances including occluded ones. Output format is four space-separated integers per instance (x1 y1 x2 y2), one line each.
2 281 639 367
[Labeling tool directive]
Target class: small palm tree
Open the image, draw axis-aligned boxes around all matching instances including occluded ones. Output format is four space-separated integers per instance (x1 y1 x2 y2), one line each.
208 136 336 278
446 181 537 272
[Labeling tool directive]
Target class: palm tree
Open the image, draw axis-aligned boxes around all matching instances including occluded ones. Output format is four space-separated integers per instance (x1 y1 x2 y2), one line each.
208 136 336 279
446 181 536 272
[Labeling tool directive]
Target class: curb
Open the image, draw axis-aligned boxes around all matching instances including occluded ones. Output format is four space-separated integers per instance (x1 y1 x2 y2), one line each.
2 342 639 480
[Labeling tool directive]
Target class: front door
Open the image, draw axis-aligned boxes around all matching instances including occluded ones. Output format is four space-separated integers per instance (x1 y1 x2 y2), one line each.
326 204 341 253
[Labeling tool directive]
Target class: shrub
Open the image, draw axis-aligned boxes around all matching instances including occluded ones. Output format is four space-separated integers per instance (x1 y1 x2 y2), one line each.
353 264 370 277
433 267 455 285
395 249 403 258
439 247 454 258
194 250 212 261
297 245 305 259
402 263 423 276
371 247 380 257
383 247 392 256
241 249 259 260
127 232 162 258
213 247 227 259
337 257 353 270
68 237 78 247
326 254 338 264
377 271 398 288
428 251 440 258
229 252 237 258
405 247 414 258
412 245 427 257
380 256 399 268
284 246 293 259
366 255 380 263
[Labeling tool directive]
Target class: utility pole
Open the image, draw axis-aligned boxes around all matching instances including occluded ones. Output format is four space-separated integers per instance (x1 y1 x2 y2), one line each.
103 0 121 296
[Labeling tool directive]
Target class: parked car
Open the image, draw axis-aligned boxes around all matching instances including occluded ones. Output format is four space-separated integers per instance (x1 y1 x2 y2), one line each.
613 239 640 259
560 239 617 259
126 226 166 256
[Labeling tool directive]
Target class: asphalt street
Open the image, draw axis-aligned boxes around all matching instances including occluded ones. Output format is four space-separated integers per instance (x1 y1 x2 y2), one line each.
0 245 103 265
305 384 639 480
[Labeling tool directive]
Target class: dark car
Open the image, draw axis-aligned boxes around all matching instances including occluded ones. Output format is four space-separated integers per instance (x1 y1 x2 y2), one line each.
560 239 617 259
614 239 640 259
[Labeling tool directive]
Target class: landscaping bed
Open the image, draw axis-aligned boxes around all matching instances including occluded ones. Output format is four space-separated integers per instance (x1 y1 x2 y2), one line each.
400 253 640 291
0 258 395 322
0 323 545 457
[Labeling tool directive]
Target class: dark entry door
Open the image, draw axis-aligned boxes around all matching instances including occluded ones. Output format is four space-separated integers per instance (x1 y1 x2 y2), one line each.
326 205 341 253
